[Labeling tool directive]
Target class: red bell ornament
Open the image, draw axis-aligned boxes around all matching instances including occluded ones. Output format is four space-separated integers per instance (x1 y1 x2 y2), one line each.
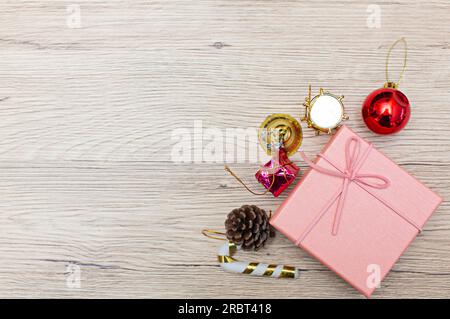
362 38 411 135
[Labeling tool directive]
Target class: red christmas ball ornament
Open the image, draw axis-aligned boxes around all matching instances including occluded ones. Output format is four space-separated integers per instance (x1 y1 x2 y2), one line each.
362 38 411 135
362 84 410 134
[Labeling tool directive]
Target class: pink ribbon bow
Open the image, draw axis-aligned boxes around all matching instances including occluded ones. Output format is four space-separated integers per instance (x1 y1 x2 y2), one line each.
299 137 391 237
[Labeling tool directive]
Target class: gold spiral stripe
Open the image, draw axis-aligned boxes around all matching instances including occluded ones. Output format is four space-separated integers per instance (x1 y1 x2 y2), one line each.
243 262 259 274
280 265 297 278
228 242 237 255
216 241 297 279
218 255 236 263
263 264 277 277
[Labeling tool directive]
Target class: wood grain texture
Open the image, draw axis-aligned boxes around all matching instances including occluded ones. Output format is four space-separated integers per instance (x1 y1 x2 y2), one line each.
0 0 449 298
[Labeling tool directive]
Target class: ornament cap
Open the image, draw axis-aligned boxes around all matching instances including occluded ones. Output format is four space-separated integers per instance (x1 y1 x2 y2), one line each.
383 82 398 89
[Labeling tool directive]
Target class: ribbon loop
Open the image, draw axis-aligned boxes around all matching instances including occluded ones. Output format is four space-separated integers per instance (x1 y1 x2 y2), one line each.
354 173 390 189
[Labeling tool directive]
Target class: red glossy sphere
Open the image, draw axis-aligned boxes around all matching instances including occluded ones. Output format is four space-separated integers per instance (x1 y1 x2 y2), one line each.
362 87 411 134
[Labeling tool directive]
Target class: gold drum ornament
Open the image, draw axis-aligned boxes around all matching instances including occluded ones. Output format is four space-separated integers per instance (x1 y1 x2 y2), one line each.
302 85 349 135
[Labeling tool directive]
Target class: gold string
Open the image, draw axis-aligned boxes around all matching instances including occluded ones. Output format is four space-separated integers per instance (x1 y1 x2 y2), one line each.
202 229 227 241
224 165 275 196
307 84 312 105
385 38 408 87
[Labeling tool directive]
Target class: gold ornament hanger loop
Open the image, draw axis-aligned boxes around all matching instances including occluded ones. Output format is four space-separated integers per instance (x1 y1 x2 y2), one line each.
202 229 227 241
385 38 408 89
224 165 276 196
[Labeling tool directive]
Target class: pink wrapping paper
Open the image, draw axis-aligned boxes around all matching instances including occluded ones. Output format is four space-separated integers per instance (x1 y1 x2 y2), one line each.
270 125 442 297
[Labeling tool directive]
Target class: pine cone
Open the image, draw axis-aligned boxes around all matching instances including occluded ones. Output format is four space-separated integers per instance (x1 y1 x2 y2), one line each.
225 205 275 251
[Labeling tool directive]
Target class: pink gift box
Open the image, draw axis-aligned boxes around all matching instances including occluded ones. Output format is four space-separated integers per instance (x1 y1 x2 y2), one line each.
270 125 442 297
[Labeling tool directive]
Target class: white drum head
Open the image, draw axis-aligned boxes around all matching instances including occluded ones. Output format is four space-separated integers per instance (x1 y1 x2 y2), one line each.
310 94 344 129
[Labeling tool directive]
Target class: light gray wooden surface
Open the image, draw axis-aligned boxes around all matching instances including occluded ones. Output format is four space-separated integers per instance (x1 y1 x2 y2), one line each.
0 0 449 298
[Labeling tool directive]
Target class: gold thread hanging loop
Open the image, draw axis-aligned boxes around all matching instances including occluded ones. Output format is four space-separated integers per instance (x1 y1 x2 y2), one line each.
224 165 275 195
202 229 227 241
385 38 408 88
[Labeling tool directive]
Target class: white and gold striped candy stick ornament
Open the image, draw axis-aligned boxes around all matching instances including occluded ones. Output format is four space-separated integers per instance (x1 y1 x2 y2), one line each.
203 230 299 279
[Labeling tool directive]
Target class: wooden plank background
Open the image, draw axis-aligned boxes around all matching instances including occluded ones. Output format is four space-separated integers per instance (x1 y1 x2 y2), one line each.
0 0 449 298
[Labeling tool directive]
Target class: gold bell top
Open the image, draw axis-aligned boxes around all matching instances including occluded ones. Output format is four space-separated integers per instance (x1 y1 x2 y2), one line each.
258 114 302 157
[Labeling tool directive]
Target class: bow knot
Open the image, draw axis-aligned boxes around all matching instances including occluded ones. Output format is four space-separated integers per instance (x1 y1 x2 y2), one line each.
300 137 390 236
343 169 356 181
